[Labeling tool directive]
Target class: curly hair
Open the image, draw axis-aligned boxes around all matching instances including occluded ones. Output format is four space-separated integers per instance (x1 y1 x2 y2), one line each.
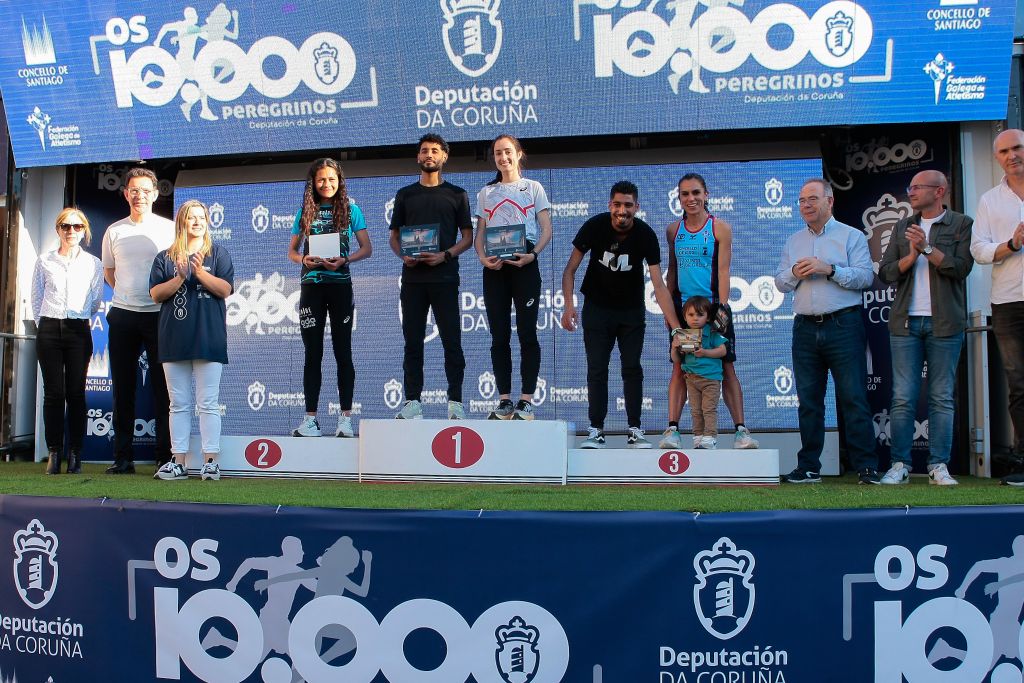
299 158 349 235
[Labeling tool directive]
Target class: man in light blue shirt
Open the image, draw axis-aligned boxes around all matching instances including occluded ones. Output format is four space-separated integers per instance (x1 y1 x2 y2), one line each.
775 178 879 484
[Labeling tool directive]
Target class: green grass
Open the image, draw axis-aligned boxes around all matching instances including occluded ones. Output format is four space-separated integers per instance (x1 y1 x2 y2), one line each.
1 461 1021 513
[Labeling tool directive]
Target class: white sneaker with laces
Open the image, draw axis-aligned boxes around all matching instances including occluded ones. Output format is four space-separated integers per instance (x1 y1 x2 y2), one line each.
698 436 718 449
395 400 423 419
200 462 221 481
154 461 188 481
692 435 702 448
292 415 321 437
580 427 606 449
336 414 354 438
448 400 466 420
626 427 652 449
880 461 910 485
733 426 759 449
658 428 682 449
928 463 958 486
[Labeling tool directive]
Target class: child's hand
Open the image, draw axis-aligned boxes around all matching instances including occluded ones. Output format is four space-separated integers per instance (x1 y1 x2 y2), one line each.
694 348 705 357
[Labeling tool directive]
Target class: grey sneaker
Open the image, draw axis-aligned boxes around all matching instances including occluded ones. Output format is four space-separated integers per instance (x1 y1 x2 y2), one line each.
200 461 221 481
626 427 652 449
580 427 606 449
336 414 354 437
488 399 515 420
733 426 759 449
928 463 958 486
395 400 423 420
512 400 535 421
880 461 910 485
292 415 321 437
154 461 187 481
448 400 466 420
658 428 682 449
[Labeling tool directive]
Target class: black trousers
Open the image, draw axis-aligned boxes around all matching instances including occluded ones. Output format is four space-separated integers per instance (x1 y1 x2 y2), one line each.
482 258 541 396
106 307 171 462
400 281 465 403
582 300 646 429
36 317 92 452
299 283 355 412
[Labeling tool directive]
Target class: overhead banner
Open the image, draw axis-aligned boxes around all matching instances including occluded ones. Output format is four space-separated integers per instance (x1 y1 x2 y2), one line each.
2 495 1023 681
75 157 823 450
0 0 1015 166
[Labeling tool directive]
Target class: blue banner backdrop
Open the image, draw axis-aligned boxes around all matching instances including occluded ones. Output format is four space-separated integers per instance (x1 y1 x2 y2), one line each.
0 0 1014 167
75 157 828 459
2 495 1024 682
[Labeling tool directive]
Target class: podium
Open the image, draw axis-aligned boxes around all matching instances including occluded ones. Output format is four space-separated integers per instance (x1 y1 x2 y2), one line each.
184 435 359 479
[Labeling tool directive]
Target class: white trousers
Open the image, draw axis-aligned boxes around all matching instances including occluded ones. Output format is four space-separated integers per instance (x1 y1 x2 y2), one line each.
163 360 223 455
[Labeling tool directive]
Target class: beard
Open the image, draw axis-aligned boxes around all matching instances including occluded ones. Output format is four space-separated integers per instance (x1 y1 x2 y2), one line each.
419 160 442 173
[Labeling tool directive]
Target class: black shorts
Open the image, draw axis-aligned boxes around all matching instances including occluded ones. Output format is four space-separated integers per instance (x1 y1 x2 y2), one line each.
670 302 737 364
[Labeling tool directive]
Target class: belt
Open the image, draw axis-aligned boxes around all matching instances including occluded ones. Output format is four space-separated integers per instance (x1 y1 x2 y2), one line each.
795 305 860 324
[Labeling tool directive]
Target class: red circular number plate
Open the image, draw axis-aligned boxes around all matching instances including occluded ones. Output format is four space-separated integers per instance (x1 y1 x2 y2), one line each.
658 451 691 476
431 427 485 469
245 439 282 469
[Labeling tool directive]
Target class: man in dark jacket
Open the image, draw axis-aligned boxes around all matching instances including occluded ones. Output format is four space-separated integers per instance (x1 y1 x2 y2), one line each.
878 170 974 485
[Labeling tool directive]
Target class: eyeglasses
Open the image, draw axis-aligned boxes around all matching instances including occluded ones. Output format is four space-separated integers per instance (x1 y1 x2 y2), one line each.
906 184 941 193
797 197 823 206
126 188 154 198
57 223 85 232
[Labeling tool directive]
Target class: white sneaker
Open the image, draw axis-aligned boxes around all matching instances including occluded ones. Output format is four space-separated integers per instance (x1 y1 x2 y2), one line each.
154 461 187 481
626 427 652 449
698 436 718 449
336 414 354 438
292 415 321 437
928 463 958 486
580 427 606 449
692 435 702 448
880 461 910 485
448 400 466 420
658 428 682 449
200 461 221 481
395 400 423 420
733 426 759 449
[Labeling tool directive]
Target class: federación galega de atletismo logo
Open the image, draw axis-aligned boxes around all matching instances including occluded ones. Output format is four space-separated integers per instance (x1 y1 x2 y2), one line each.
693 537 755 640
14 519 59 610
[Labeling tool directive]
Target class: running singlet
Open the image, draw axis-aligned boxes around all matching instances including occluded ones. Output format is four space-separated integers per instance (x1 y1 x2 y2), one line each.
673 215 719 301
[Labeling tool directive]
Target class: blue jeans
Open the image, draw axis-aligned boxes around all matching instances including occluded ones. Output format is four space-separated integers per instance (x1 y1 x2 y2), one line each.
889 317 963 467
792 309 878 473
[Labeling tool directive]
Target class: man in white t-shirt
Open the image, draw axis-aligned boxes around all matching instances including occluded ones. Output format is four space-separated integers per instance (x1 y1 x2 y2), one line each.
101 168 175 473
878 170 974 486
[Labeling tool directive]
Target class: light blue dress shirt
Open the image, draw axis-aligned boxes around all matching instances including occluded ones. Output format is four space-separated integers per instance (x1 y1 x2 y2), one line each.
774 217 874 315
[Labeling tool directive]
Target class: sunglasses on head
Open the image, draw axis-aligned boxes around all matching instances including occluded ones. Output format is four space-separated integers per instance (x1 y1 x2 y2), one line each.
58 223 86 232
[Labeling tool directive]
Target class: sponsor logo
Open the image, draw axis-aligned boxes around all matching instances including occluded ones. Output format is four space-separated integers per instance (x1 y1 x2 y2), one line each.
862 193 912 272
21 16 55 65
129 534 569 682
668 188 735 217
929 0 990 31
764 178 784 206
773 366 793 394
849 538 1024 682
441 0 502 78
693 537 755 640
13 519 59 610
226 272 302 335
576 0 882 97
549 202 590 219
384 378 404 410
532 377 547 406
88 9 378 123
247 381 266 411
478 371 496 400
138 351 150 385
384 197 395 226
496 616 540 683
251 205 269 234
925 52 986 104
208 202 224 228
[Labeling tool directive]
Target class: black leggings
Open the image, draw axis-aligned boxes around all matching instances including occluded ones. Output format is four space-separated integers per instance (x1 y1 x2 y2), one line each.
298 283 354 412
482 259 541 396
36 317 92 452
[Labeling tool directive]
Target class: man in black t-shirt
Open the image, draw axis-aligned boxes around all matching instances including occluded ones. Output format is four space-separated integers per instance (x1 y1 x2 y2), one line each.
561 181 685 448
388 133 474 419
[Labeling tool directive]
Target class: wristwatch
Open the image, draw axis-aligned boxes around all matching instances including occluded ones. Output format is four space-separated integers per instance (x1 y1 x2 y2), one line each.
826 264 836 280
922 244 933 255
443 250 452 262
1009 239 1022 253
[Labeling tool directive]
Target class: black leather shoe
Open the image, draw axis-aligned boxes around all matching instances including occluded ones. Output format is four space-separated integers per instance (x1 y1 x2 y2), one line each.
66 449 82 474
105 460 136 474
45 450 60 475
